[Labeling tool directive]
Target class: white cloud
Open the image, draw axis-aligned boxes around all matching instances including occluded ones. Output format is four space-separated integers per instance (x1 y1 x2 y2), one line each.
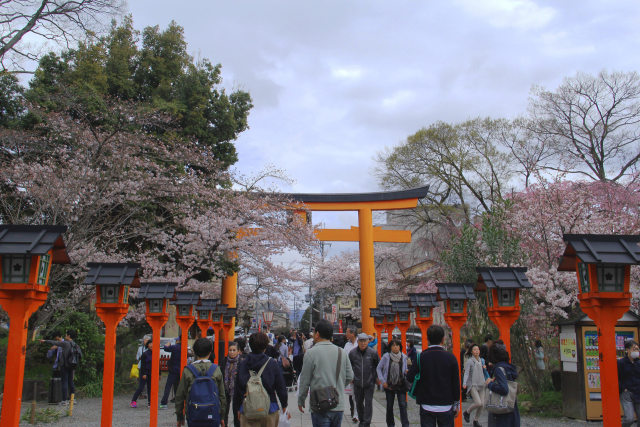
455 0 556 30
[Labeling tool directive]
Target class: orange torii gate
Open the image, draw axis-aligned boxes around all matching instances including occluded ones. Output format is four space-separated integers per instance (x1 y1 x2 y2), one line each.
220 186 428 336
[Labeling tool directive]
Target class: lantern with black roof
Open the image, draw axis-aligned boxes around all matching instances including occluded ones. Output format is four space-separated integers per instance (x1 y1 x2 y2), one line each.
475 267 531 354
436 282 475 427
390 300 413 351
379 304 395 346
171 291 201 375
558 234 640 427
195 298 218 336
138 282 176 426
222 307 237 356
0 225 69 427
211 303 228 363
408 292 438 351
84 262 140 427
370 307 386 356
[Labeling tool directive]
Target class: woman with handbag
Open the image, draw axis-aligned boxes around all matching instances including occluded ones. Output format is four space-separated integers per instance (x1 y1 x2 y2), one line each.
485 343 520 427
376 339 410 427
462 344 489 427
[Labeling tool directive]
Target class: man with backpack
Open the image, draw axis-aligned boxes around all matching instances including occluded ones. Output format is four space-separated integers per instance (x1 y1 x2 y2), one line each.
41 329 81 405
175 337 226 426
234 332 289 427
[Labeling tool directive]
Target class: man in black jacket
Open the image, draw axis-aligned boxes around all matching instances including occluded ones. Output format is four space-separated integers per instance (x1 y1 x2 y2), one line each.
414 325 460 427
349 333 380 427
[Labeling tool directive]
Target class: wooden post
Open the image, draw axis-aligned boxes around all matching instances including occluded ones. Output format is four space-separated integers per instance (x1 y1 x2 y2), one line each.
96 307 127 427
147 315 169 427
358 208 376 335
444 313 468 427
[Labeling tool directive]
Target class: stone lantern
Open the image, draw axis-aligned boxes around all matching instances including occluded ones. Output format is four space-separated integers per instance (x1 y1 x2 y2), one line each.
84 262 140 427
475 267 532 353
558 234 640 427
171 291 201 374
0 225 69 427
138 282 176 427
408 292 438 350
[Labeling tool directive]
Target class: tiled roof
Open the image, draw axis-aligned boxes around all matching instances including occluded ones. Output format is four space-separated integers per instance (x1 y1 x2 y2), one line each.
408 293 438 308
138 282 176 299
196 299 219 311
0 225 70 263
171 291 201 306
475 267 531 291
558 234 640 271
436 283 477 300
84 263 141 287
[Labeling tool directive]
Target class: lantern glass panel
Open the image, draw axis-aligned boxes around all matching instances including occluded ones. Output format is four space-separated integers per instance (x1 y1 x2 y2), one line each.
101 285 119 303
399 311 410 321
385 314 396 323
149 299 163 313
2 255 31 283
578 263 590 293
597 264 624 292
198 310 209 320
450 300 464 313
122 286 129 304
37 254 50 285
487 289 494 307
418 307 431 318
374 316 384 325
178 305 192 316
498 289 516 306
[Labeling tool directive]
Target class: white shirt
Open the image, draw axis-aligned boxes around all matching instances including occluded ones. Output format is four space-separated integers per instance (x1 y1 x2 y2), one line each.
344 339 357 355
421 345 456 413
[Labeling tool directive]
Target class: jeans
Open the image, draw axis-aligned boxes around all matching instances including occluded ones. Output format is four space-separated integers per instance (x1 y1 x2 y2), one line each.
60 368 75 401
419 407 454 427
622 391 640 427
311 410 343 427
131 375 151 404
160 371 179 405
354 385 374 426
385 389 409 427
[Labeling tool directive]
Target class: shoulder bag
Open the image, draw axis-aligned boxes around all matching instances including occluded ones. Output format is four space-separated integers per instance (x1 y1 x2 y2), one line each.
408 352 421 400
310 347 342 412
484 367 518 414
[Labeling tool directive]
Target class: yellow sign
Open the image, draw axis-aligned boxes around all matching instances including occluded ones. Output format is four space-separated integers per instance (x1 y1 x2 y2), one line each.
560 332 577 362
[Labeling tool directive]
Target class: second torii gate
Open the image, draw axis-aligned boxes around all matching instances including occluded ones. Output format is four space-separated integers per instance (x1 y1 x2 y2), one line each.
221 186 428 336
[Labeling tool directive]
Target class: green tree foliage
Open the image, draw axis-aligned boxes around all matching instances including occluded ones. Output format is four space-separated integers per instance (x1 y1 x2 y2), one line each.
25 17 252 169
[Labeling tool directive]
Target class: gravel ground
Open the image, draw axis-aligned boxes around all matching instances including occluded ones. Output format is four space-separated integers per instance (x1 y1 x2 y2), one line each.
373 389 603 427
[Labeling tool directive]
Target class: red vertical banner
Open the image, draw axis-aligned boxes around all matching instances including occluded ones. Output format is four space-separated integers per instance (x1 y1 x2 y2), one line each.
339 319 343 333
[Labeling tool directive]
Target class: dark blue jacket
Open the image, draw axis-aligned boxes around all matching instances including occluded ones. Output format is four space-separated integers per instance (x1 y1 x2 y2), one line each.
163 343 182 374
406 346 418 383
618 356 640 401
487 361 520 427
233 353 288 412
140 349 152 377
415 346 460 406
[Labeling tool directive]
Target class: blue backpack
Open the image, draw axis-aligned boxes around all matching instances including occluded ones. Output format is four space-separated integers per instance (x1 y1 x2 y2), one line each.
185 363 221 427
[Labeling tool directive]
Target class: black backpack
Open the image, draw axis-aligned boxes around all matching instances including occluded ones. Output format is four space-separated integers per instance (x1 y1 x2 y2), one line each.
67 342 82 369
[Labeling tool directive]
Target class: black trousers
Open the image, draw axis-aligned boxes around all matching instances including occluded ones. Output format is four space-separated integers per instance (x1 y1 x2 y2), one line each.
160 371 179 405
354 385 374 426
131 376 150 404
223 390 240 427
385 389 409 427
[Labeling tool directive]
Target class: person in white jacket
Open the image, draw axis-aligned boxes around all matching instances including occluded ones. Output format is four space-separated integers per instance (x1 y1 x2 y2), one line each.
462 344 489 427
376 339 409 427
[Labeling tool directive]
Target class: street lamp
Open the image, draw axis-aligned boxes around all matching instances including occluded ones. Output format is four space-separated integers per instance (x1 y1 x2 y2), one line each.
138 282 176 427
436 282 475 427
84 262 140 427
558 234 640 427
408 293 438 350
171 291 201 375
475 267 532 354
0 225 69 427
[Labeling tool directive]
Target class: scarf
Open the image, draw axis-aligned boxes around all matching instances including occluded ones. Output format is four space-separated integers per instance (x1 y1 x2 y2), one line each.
388 351 402 387
224 355 239 394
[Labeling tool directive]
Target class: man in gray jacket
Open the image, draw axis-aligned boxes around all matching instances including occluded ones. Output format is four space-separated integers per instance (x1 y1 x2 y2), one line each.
298 319 354 427
349 333 380 427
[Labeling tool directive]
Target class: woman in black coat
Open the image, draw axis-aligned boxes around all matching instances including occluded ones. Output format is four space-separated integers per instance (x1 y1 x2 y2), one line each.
130 339 152 408
486 343 520 427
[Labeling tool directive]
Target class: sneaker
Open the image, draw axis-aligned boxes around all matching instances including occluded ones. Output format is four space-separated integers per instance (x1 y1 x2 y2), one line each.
130 401 137 408
159 404 168 409
352 417 358 423
473 421 482 427
463 411 470 423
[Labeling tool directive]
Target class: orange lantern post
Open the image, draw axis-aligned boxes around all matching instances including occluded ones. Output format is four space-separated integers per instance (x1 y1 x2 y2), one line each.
171 291 201 375
222 308 237 356
408 293 438 350
558 234 640 427
391 300 413 351
370 308 386 357
195 299 217 337
0 225 69 427
139 282 177 427
379 304 395 346
211 304 227 363
475 267 532 355
85 262 141 427
436 282 475 427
